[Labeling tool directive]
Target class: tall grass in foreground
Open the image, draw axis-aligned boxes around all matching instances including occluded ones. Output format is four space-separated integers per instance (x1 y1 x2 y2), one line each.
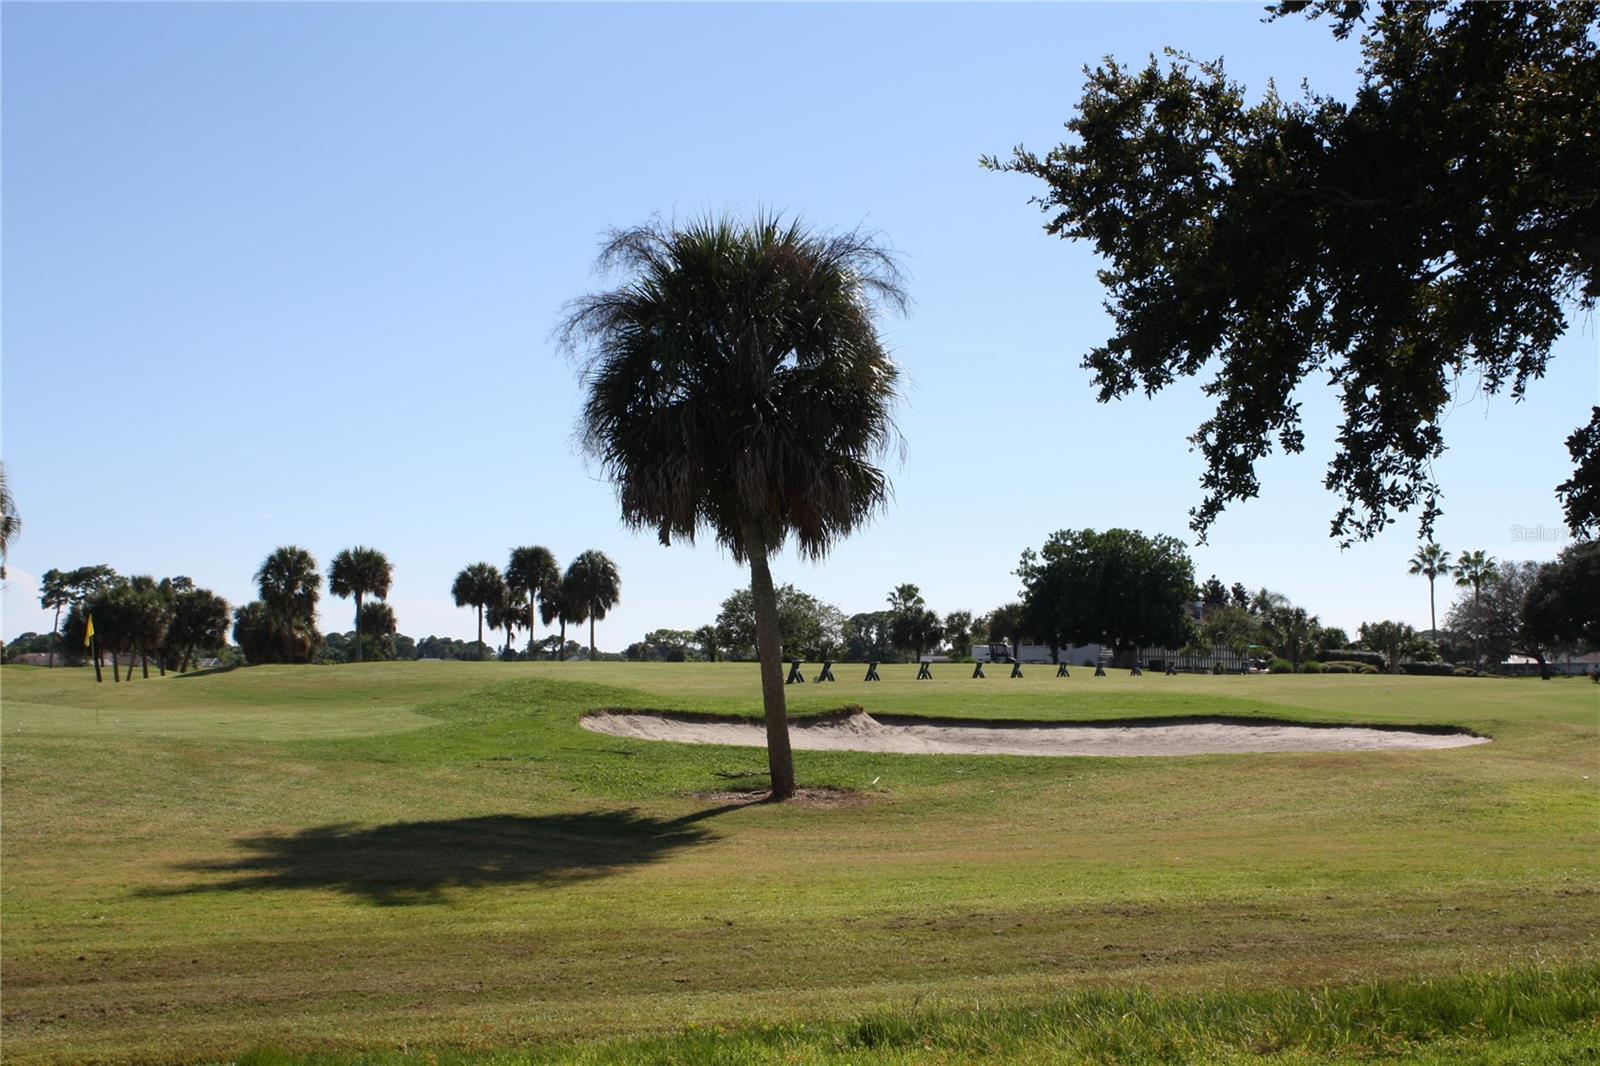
234 965 1599 1065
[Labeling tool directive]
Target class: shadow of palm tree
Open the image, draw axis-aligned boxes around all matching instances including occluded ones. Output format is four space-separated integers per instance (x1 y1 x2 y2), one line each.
144 807 734 906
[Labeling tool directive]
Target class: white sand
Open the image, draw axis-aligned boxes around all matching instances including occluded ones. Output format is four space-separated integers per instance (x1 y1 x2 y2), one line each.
581 710 1488 757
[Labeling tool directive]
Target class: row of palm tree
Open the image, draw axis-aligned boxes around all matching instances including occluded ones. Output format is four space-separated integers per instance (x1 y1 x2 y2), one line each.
451 549 620 660
1408 544 1501 634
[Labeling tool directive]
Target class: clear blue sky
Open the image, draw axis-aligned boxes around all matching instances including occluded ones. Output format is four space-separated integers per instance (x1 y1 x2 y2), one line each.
3 3 1595 647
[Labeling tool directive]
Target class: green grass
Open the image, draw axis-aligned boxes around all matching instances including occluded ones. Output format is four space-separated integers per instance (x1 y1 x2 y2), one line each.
2 661 1597 1064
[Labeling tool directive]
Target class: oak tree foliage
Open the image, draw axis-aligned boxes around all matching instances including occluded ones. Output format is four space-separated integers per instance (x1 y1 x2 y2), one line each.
986 1 1600 542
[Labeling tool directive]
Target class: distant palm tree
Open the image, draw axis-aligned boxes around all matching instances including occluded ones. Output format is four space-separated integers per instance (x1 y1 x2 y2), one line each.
537 573 581 660
561 214 905 798
40 568 69 668
328 547 393 664
451 562 502 657
506 546 560 655
694 624 720 663
485 574 522 657
0 461 19 580
257 546 321 663
562 551 620 661
987 602 1026 662
1408 542 1452 634
1453 550 1500 605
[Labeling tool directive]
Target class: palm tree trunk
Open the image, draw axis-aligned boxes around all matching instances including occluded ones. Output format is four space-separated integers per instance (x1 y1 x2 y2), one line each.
354 591 364 664
92 639 102 683
590 614 596 661
1428 576 1436 634
477 605 485 656
140 638 149 679
49 607 60 668
559 618 567 660
744 524 796 800
112 648 121 683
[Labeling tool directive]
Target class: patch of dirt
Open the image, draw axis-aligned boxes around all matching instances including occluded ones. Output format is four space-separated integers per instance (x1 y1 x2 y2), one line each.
584 709 1489 758
696 786 874 809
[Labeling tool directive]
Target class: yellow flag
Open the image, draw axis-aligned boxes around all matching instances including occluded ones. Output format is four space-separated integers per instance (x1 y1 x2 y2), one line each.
84 613 95 647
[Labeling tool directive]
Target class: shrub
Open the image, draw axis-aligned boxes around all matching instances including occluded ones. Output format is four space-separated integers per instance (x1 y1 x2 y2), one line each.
1399 661 1456 677
1212 661 1225 675
1324 663 1352 674
1268 658 1294 674
1323 660 1380 675
1321 648 1387 670
1300 660 1324 674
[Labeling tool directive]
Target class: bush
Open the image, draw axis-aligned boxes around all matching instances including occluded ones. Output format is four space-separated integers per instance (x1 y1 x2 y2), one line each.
1212 661 1225 675
1321 648 1387 670
1323 659 1380 674
1399 660 1455 676
1268 658 1294 674
1299 660 1324 674
1323 663 1352 674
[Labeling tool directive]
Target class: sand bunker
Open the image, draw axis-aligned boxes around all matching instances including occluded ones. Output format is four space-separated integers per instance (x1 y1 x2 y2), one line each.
582 710 1488 757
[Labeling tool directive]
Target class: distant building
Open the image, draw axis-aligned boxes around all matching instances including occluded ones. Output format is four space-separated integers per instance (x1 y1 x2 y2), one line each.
1500 652 1600 677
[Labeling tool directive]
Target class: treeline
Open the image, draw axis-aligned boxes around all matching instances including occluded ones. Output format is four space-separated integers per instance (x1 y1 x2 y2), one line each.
27 565 231 679
621 529 1597 675
13 541 635 674
15 531 1592 677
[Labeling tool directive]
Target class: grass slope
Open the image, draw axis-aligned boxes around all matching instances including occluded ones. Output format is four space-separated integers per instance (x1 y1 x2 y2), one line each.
1 662 1596 1064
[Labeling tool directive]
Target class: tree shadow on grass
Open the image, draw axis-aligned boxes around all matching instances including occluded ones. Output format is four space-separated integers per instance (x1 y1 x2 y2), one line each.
141 806 736 906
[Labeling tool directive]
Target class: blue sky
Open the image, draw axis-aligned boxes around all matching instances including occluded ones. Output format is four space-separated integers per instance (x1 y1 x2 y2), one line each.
3 3 1595 648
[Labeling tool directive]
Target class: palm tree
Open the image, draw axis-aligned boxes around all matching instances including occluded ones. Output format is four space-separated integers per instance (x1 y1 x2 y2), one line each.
563 551 621 661
40 569 69 668
987 602 1026 661
451 562 502 657
506 546 560 655
0 461 19 580
1454 550 1500 605
1408 542 1452 634
257 546 322 663
357 601 399 661
694 624 720 663
328 547 393 664
485 574 522 657
538 573 580 660
562 214 906 799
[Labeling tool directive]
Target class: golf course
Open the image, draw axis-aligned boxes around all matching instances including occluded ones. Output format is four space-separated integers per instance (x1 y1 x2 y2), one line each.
2 661 1596 1063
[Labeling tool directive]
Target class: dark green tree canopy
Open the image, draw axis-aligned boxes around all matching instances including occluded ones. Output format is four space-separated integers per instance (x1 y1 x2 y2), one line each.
714 584 839 662
1018 528 1196 655
986 1 1600 542
1523 540 1600 653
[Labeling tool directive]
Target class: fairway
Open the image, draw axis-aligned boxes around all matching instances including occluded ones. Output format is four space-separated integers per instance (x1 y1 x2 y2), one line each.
2 662 1597 1064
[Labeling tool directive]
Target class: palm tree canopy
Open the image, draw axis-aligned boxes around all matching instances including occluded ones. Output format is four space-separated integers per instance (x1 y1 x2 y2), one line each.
537 575 567 627
0 461 19 576
563 552 619 621
1408 542 1452 579
329 547 393 602
561 214 907 564
506 546 560 601
256 546 321 620
451 562 502 609
1453 550 1500 588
